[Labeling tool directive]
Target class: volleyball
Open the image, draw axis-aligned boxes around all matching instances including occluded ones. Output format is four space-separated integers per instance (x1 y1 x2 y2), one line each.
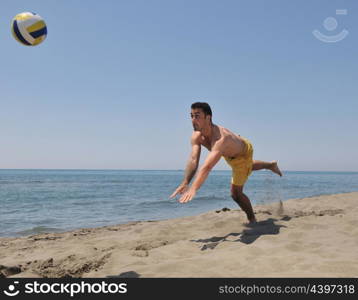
11 12 47 46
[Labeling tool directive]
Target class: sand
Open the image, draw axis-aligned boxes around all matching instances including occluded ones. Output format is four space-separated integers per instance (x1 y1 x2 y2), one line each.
1 192 358 278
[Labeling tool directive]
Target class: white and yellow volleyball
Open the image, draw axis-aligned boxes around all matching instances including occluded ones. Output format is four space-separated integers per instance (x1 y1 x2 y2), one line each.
11 12 47 46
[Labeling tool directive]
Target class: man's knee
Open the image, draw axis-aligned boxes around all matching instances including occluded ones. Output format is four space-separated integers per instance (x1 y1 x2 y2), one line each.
231 185 244 199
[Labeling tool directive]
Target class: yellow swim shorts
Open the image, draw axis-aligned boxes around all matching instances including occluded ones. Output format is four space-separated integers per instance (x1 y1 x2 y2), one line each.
223 137 253 186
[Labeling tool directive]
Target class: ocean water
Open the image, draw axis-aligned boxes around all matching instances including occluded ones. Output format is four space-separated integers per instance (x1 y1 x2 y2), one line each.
1 169 357 237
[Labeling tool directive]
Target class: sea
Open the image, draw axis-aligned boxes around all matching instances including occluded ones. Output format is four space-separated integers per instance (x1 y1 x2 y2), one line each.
1 169 358 237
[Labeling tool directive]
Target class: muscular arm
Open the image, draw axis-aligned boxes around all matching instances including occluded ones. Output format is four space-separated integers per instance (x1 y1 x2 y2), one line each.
182 134 201 184
170 133 201 198
179 148 222 203
190 149 222 191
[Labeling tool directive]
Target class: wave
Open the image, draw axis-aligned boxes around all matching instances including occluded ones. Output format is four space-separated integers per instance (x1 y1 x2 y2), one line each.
0 180 46 185
16 226 63 236
135 195 226 207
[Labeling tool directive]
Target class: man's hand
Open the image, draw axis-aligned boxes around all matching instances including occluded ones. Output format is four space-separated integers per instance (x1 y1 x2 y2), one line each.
178 188 197 203
170 183 189 199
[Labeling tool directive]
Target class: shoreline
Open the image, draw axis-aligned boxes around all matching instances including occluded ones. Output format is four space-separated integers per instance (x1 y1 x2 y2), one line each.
1 192 358 278
3 189 358 239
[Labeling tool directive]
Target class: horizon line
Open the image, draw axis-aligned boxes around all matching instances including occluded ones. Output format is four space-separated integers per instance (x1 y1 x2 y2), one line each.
1 168 358 173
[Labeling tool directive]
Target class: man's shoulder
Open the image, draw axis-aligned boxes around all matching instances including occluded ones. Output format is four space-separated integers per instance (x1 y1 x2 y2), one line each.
191 131 203 144
217 125 237 135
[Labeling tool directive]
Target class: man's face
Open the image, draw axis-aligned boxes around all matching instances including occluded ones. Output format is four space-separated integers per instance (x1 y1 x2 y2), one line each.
190 108 210 131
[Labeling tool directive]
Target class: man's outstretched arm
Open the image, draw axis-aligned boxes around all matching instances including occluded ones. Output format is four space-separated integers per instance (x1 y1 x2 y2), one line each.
170 134 201 198
183 144 201 184
179 150 222 203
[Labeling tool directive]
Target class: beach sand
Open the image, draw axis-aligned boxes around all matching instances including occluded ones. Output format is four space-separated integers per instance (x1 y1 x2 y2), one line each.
1 192 357 278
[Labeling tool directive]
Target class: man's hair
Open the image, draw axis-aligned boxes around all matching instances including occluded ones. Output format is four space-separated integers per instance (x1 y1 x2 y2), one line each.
191 102 212 117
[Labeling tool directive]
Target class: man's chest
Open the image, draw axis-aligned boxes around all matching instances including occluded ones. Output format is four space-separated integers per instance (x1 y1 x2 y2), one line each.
200 136 221 152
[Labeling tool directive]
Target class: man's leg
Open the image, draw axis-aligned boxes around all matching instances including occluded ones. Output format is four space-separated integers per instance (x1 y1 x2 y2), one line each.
252 160 282 176
231 184 257 223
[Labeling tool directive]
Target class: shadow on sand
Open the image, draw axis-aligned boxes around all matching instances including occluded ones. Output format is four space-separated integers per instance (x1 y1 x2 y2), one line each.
107 271 141 278
191 218 287 250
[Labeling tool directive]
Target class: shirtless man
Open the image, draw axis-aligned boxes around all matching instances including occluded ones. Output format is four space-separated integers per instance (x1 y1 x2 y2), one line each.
170 102 282 223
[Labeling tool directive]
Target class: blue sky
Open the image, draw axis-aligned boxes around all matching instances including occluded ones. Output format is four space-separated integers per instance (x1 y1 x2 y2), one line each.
1 0 357 171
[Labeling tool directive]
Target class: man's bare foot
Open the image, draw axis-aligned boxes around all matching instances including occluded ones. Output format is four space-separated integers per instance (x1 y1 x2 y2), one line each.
248 217 257 224
243 220 257 227
269 161 282 177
